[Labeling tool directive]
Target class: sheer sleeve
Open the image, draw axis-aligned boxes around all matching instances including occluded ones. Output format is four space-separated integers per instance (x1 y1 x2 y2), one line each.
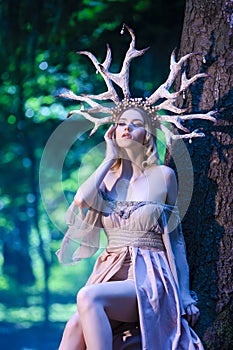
161 205 198 310
56 194 103 265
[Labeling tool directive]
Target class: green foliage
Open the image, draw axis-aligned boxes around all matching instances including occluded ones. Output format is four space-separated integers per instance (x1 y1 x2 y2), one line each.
0 0 185 339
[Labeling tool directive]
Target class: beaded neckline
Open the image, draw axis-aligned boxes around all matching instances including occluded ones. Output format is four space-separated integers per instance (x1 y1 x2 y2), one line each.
100 190 177 218
107 200 151 219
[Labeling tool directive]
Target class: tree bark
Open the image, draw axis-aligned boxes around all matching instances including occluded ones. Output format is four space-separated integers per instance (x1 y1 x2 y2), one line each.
178 0 233 348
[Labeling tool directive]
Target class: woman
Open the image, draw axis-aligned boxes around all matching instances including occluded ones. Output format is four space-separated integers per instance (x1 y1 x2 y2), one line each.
57 106 203 350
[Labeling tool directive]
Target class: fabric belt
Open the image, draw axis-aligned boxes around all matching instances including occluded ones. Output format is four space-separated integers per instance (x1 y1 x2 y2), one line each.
107 230 165 251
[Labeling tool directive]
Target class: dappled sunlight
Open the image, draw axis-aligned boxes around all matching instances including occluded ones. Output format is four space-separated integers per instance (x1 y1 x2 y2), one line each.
0 0 190 348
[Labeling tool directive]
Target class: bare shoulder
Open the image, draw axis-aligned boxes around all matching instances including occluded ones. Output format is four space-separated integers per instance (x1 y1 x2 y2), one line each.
160 165 177 183
147 164 177 182
148 165 177 205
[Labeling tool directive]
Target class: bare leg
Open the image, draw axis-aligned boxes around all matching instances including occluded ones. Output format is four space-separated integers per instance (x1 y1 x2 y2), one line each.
58 311 86 350
77 280 138 350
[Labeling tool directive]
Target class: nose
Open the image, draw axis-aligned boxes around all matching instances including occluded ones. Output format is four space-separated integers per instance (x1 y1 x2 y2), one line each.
124 124 132 131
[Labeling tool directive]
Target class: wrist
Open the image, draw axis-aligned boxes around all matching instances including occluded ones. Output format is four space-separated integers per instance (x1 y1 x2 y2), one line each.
103 156 117 165
181 292 198 309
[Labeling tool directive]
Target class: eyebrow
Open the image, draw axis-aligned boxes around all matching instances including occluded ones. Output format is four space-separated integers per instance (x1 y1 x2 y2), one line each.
118 118 144 122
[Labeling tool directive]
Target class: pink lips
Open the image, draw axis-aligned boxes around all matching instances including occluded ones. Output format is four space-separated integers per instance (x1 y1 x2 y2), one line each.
122 133 132 139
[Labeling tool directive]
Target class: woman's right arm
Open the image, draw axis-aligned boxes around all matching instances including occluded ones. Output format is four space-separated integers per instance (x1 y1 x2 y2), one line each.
74 125 117 208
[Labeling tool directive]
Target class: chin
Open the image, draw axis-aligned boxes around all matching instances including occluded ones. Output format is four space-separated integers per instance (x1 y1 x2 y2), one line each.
116 138 134 147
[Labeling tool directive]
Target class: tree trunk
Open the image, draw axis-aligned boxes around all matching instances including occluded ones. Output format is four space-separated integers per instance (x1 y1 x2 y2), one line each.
178 0 233 349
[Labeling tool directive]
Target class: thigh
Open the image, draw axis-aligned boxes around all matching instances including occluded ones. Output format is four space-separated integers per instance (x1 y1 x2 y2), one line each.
82 280 138 323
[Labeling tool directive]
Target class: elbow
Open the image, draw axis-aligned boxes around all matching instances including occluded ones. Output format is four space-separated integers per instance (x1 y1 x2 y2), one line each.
74 193 88 209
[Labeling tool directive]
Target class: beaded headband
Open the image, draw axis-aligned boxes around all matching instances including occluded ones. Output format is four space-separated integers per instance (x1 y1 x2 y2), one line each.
56 24 216 142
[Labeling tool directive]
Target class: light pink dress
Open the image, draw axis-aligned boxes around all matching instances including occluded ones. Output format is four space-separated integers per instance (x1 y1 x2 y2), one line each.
57 191 204 350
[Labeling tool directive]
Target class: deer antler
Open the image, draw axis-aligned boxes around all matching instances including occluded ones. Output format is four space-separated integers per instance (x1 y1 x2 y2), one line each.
172 129 206 140
147 50 207 106
56 25 149 134
99 24 150 99
66 110 113 136
145 49 216 139
74 24 149 102
56 42 119 108
56 89 112 115
56 25 216 139
156 111 216 133
56 88 114 135
159 125 206 148
77 44 120 104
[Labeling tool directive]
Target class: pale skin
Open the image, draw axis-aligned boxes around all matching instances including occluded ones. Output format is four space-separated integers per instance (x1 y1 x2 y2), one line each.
58 109 200 350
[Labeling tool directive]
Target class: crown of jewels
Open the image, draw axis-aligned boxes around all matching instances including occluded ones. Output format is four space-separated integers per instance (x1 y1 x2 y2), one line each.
56 24 216 142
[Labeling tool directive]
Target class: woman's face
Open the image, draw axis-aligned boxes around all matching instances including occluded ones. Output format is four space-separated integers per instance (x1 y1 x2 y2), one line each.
115 109 146 147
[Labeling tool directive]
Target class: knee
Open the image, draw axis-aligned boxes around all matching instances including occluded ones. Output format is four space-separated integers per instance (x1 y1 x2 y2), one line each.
59 312 84 350
77 286 101 314
62 311 82 339
66 312 81 330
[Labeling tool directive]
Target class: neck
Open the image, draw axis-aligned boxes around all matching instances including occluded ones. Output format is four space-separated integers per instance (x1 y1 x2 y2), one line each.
120 157 144 179
123 144 145 166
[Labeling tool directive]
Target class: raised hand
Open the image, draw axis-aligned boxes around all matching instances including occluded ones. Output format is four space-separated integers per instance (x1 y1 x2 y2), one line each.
104 125 119 161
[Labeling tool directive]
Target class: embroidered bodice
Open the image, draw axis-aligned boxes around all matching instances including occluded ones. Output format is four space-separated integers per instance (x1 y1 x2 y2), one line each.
100 191 176 250
56 190 181 265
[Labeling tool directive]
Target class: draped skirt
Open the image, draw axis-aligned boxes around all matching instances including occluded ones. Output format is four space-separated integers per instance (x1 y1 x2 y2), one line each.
86 245 204 350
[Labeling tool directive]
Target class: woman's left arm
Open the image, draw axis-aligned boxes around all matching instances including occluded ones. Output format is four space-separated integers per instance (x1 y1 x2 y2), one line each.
165 167 200 326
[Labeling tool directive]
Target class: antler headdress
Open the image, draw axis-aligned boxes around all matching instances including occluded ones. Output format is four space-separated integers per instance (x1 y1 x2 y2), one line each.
56 24 216 142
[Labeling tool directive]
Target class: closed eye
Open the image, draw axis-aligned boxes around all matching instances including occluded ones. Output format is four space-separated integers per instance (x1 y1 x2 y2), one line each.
133 122 144 127
117 121 144 127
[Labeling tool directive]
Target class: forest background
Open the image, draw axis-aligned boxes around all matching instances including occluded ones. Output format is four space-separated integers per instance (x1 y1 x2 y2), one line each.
0 0 232 349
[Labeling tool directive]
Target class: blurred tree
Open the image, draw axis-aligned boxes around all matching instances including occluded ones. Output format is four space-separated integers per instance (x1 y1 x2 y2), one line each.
1 1 232 348
177 0 233 348
0 0 185 325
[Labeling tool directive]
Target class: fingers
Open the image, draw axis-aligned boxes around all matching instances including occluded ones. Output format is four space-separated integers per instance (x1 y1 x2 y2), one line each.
104 125 119 160
185 304 200 327
105 124 117 140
